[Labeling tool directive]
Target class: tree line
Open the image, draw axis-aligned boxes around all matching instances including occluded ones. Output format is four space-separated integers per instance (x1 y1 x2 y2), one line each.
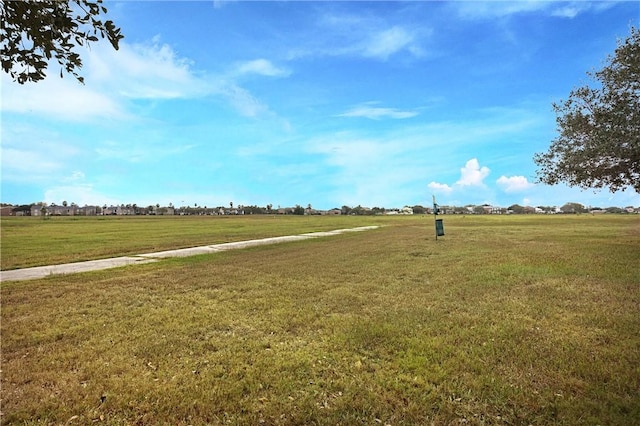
3 201 638 216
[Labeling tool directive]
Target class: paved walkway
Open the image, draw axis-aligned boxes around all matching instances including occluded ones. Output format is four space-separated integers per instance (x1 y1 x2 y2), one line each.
0 226 379 282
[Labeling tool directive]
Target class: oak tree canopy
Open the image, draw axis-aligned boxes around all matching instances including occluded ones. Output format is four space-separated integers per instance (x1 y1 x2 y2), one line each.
534 26 639 193
1 0 123 84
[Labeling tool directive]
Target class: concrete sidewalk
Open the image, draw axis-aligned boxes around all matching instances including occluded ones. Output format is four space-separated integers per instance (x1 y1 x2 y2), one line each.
0 226 379 282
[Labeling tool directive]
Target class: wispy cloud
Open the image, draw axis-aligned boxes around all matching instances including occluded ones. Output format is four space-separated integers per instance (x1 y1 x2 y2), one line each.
454 1 549 19
0 126 81 184
102 40 280 118
218 83 270 118
289 12 427 61
362 26 418 60
1 38 207 122
95 37 206 99
1 147 62 177
1 37 277 122
338 102 419 120
453 1 617 20
1 73 126 122
305 131 427 207
550 1 618 18
236 59 291 77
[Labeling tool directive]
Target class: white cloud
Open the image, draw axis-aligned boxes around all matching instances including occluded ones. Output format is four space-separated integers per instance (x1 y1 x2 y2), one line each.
338 102 419 120
89 38 207 99
1 38 208 122
456 158 490 187
1 73 125 122
237 59 290 77
428 182 453 194
497 175 535 192
91 39 277 118
2 36 283 121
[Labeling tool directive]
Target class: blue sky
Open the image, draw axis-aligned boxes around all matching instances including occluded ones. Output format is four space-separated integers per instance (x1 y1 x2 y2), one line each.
2 1 639 210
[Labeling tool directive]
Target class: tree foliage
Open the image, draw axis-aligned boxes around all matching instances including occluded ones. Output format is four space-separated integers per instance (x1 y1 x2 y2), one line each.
1 0 123 84
560 202 586 214
534 26 640 193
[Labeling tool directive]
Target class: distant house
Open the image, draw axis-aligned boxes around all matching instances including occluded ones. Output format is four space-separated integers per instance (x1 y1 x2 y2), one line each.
50 205 77 216
1 206 15 216
306 208 321 215
30 205 46 216
277 208 293 215
153 206 173 215
470 205 502 214
116 206 135 215
78 206 97 216
102 206 118 215
481 205 502 214
400 206 414 215
228 208 241 215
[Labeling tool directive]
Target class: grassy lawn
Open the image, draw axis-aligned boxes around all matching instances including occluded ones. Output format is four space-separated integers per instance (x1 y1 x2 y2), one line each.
1 215 639 424
0 215 386 270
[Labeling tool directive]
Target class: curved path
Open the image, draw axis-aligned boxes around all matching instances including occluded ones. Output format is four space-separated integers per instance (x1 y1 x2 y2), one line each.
0 226 379 282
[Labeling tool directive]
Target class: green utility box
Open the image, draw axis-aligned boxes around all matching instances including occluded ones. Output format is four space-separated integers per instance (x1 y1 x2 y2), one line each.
435 219 445 237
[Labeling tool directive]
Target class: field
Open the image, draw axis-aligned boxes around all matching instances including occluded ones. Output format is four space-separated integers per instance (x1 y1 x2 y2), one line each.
1 214 639 425
0 215 391 271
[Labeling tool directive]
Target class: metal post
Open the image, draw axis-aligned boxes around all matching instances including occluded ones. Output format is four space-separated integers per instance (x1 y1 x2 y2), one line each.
433 195 438 241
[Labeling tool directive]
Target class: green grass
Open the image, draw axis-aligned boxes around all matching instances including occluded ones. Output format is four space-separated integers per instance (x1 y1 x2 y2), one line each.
1 215 639 424
0 215 386 270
